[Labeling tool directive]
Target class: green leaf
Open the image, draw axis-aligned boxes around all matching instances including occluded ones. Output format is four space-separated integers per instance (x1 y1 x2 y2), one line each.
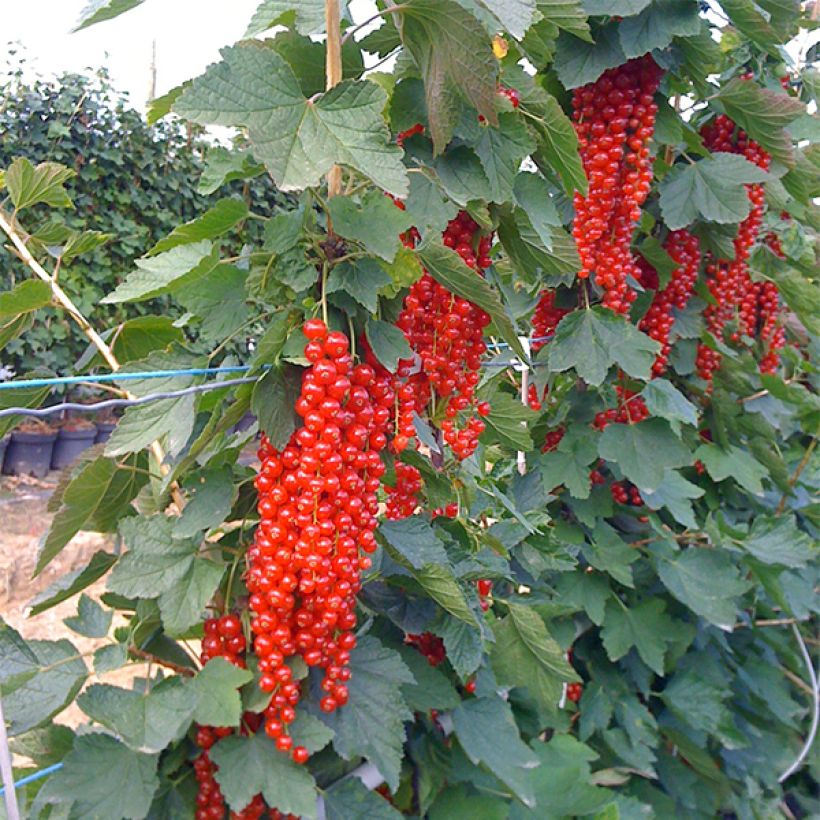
397 646 461 713
77 678 193 753
78 316 185 369
197 147 265 195
762 261 820 337
148 198 248 255
714 77 805 167
245 0 325 36
0 619 39 690
510 734 616 819
417 241 525 359
324 777 403 820
481 391 537 450
3 639 87 736
537 0 591 41
497 210 581 286
64 594 111 639
410 564 479 625
659 153 769 230
366 318 413 373
328 192 414 262
457 0 539 39
554 24 625 89
743 515 816 568
158 559 225 635
474 113 536 202
642 470 704 529
404 173 461 238
178 263 249 341
553 572 611 625
430 612 484 679
398 0 498 152
146 82 188 125
528 91 587 195
0 376 52 437
49 733 158 819
548 307 660 386
5 157 75 210
638 236 679 289
289 710 335 754
584 521 639 587
0 280 52 318
192 658 254 727
601 599 675 675
656 547 750 629
9 724 75 768
694 443 767 496
661 665 729 735
74 0 145 31
491 602 578 711
174 468 237 538
175 43 407 195
641 379 698 431
378 517 450 569
102 241 217 304
108 516 197 599
29 551 117 616
252 363 302 450
319 636 415 792
327 259 393 314
598 418 691 493
210 733 317 818
37 456 146 576
617 0 700 59
435 146 494 205
452 696 539 807
513 172 561 246
582 0 650 13
718 0 783 56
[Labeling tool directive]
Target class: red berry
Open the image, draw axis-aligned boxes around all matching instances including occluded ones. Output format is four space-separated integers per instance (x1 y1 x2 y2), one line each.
292 746 309 765
303 318 328 340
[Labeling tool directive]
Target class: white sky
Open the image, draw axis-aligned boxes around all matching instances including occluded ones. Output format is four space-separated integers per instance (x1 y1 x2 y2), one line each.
5 1 377 109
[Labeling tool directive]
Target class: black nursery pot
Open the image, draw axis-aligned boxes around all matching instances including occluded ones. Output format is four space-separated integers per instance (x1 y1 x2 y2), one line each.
0 436 8 470
51 427 97 470
2 430 58 478
94 420 117 444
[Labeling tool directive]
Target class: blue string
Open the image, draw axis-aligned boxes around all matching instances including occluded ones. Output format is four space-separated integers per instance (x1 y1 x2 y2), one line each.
0 762 63 795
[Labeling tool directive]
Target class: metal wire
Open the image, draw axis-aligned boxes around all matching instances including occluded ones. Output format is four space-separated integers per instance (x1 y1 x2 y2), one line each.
0 377 258 419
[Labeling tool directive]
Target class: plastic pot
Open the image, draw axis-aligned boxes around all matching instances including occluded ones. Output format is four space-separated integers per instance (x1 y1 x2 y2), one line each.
0 436 8 471
94 420 117 444
2 430 58 478
51 427 97 469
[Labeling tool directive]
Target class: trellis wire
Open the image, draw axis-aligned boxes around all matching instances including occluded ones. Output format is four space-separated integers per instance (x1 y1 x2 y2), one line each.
0 336 554 393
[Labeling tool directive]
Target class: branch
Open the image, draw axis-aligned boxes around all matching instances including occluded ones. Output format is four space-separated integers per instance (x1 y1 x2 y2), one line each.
129 646 197 677
776 436 817 516
0 208 185 511
325 0 344 199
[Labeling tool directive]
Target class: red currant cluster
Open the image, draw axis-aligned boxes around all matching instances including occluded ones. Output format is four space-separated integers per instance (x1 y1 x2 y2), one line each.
477 578 492 611
529 289 570 411
385 461 423 520
593 385 649 430
394 212 492 460
610 480 643 507
637 230 701 376
247 320 393 761
696 113 772 382
406 632 447 666
195 616 267 820
565 649 582 703
741 280 786 373
571 55 664 313
542 428 565 453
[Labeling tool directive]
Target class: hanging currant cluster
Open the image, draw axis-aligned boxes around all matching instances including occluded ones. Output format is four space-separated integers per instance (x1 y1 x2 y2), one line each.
247 321 393 760
572 55 664 313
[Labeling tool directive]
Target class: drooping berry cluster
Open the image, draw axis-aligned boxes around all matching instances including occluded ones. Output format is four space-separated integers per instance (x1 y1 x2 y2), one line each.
248 320 393 760
696 113 772 382
528 289 570 411
385 461 423 520
194 616 268 820
406 632 447 666
610 480 643 507
394 211 492 461
637 230 701 376
571 55 664 313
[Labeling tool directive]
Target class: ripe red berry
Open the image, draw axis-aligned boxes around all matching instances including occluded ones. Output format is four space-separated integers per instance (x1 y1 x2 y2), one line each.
292 746 309 765
302 318 328 340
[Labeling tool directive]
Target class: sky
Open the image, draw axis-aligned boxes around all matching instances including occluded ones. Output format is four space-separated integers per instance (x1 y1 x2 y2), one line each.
5 1 377 110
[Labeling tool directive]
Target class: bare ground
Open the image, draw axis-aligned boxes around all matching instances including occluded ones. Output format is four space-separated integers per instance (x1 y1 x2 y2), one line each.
0 473 136 753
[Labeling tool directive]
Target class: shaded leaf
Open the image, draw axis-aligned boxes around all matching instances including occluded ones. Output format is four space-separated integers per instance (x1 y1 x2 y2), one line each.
148 198 248 255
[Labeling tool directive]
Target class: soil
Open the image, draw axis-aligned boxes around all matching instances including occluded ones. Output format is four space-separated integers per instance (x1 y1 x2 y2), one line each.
0 473 136 756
